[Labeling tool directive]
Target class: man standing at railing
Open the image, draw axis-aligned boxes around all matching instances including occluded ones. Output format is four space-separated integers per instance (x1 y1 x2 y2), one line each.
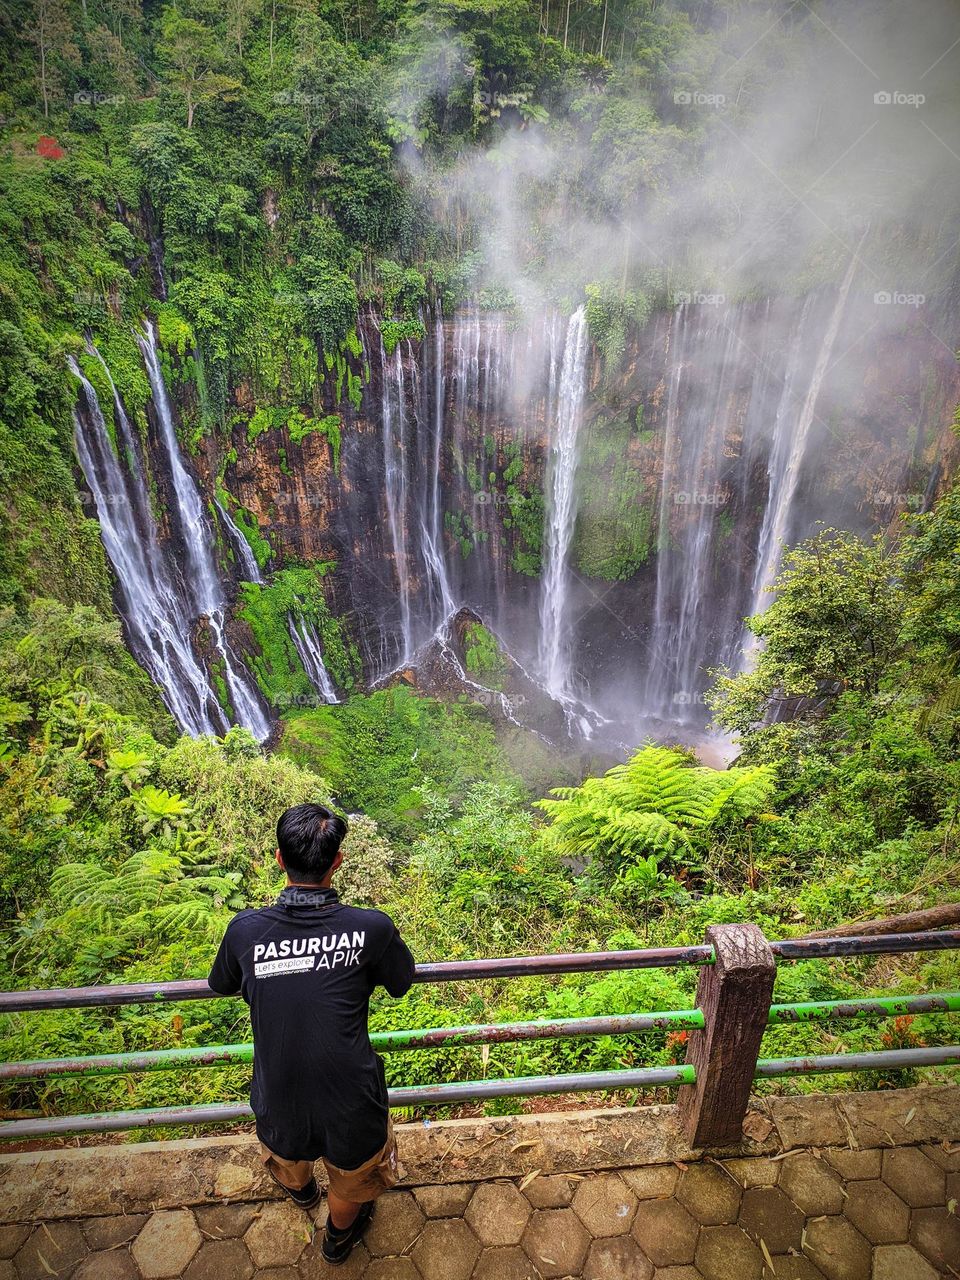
208 802 416 1266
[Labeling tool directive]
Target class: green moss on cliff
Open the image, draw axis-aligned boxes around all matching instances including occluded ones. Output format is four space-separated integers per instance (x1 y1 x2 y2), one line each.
464 621 507 689
238 563 360 705
574 412 654 581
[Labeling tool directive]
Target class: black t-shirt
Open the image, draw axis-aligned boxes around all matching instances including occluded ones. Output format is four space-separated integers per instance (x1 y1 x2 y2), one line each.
208 885 415 1166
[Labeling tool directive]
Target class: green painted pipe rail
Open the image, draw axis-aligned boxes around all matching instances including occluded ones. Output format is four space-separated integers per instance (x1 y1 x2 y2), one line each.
3 992 957 1083
3 1045 960 1142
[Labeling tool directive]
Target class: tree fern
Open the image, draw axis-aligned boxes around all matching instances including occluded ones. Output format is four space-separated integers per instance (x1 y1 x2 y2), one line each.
536 744 775 874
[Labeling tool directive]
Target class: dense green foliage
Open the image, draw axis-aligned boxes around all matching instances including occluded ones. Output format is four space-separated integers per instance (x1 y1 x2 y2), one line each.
1 0 959 1138
238 563 361 701
3 481 960 1130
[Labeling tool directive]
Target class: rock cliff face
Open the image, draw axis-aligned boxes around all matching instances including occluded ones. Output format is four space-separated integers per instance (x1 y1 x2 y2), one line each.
74 289 959 747
213 293 959 739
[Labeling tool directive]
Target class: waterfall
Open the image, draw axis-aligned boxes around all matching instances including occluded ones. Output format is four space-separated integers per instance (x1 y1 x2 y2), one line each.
538 305 589 704
69 356 227 737
380 338 415 666
744 233 868 649
135 322 272 742
288 617 340 705
643 304 689 717
641 304 755 720
215 500 262 582
422 299 455 623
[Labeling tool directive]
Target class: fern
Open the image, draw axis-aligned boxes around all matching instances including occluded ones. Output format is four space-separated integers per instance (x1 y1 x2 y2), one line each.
35 846 234 980
536 744 775 874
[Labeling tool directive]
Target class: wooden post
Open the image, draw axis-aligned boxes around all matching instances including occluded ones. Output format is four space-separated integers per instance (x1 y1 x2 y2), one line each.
678 923 776 1146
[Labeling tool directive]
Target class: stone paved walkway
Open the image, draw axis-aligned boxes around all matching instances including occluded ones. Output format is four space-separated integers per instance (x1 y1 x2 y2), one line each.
2 1140 958 1280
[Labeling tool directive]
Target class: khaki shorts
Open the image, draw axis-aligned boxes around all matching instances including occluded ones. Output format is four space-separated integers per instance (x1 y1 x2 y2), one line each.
260 1119 402 1202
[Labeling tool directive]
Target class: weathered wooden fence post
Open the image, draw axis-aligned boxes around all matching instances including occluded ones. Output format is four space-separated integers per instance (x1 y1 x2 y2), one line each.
678 922 776 1146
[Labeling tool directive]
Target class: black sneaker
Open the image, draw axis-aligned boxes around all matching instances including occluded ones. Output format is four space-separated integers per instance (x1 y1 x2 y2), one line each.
320 1201 375 1264
266 1166 322 1209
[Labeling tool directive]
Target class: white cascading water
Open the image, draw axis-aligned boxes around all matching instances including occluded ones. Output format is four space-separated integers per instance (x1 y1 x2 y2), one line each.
288 616 340 705
70 356 227 737
215 499 262 582
422 299 456 623
136 322 272 741
743 232 868 659
642 304 689 716
380 336 415 666
215 499 340 707
538 304 589 705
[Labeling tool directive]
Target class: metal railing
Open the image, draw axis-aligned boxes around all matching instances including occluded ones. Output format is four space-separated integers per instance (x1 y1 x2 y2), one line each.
1 926 958 1144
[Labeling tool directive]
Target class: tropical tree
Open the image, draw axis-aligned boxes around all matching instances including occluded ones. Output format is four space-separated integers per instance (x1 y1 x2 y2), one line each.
26 0 77 118
157 9 240 128
710 530 905 736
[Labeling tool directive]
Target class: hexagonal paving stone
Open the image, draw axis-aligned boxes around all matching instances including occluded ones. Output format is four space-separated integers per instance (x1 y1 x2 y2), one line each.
473 1245 542 1280
882 1148 946 1207
412 1184 473 1217
299 1239 370 1279
677 1163 743 1225
410 1218 481 1280
0 1264 17 1280
652 1269 701 1280
131 1211 202 1280
631 1199 699 1267
621 1165 680 1199
521 1174 579 1209
802 1215 871 1280
922 1142 960 1172
572 1173 637 1236
244 1201 312 1268
73 1251 139 1280
822 1148 882 1181
464 1181 532 1247
364 1191 425 1257
841 1178 909 1244
256 1269 301 1280
873 1243 941 1280
81 1215 147 1251
738 1186 804 1254
721 1158 779 1189
193 1204 260 1238
0 1228 30 1261
909 1205 960 1273
765 1258 827 1280
183 1238 255 1280
695 1226 765 1280
365 1259 422 1280
583 1235 654 1280
15 1221 87 1280
521 1207 590 1279
780 1153 846 1217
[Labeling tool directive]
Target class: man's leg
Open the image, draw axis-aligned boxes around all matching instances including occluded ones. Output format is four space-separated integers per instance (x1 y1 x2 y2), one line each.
321 1124 400 1259
259 1144 319 1206
326 1190 362 1230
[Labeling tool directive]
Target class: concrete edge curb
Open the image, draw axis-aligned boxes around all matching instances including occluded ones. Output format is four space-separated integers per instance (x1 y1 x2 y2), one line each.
1 1084 957 1223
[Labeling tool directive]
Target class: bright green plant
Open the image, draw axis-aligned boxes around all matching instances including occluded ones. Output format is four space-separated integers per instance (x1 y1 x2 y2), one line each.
537 745 775 880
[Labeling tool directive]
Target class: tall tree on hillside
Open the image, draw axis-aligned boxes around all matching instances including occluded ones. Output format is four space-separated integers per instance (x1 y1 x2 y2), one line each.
102 0 143 47
27 0 77 117
157 8 239 126
224 0 257 61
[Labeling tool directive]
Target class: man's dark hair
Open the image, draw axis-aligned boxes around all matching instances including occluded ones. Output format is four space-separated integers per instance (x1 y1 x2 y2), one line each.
277 804 348 883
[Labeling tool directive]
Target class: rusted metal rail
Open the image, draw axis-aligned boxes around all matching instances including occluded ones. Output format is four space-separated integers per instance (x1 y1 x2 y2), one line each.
2 931 957 1013
1 928 958 1143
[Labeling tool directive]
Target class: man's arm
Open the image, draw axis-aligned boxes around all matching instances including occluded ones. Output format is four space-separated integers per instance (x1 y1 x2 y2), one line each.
370 926 416 997
208 921 243 995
